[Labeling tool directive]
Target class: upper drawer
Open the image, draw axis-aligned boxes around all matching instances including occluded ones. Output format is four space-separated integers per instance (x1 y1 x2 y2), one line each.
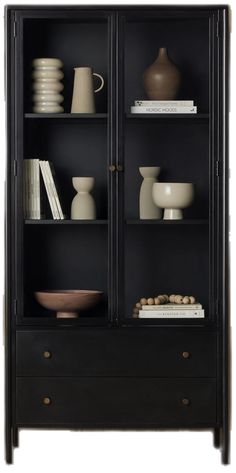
16 328 217 377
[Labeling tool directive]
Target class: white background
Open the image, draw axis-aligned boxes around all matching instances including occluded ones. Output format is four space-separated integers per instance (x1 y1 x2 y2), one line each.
0 0 234 470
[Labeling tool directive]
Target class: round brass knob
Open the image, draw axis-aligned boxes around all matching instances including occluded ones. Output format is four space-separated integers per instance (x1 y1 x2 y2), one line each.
182 398 190 406
43 350 52 359
109 165 116 172
182 351 191 359
117 164 123 172
43 396 52 406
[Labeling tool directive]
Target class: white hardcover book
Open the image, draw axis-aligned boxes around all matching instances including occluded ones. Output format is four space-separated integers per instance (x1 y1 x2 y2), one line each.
23 160 28 218
26 160 30 218
139 310 205 318
43 161 60 219
34 159 41 219
142 303 202 310
32 159 38 220
45 161 64 219
130 106 197 114
39 161 58 219
135 100 194 107
32 159 36 219
28 159 35 219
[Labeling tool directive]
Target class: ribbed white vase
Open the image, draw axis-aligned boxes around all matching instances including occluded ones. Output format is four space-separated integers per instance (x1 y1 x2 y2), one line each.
32 58 64 113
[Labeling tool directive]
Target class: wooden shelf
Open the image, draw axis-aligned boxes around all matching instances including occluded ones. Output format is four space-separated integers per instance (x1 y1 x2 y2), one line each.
24 219 108 225
126 113 209 120
126 219 209 225
24 113 107 119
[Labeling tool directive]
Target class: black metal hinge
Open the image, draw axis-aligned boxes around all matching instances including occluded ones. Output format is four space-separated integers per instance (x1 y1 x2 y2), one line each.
215 160 220 177
215 299 220 317
13 160 17 177
13 299 17 316
13 19 17 38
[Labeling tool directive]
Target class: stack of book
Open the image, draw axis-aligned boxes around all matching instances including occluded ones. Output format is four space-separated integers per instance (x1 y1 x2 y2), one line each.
23 159 64 220
130 100 197 114
139 302 204 319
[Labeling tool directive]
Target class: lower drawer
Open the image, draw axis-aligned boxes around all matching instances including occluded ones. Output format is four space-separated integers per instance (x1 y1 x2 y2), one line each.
16 377 216 427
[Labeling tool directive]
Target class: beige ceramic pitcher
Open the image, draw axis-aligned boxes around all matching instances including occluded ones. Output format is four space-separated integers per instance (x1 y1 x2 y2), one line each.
71 67 104 113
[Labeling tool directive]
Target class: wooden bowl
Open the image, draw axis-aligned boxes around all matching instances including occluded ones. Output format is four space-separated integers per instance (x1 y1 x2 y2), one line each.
34 290 103 318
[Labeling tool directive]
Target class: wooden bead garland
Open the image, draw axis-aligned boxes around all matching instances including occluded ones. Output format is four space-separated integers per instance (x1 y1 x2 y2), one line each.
133 293 198 317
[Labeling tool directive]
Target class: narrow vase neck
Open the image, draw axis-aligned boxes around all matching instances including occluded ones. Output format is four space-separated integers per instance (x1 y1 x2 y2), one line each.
156 47 168 62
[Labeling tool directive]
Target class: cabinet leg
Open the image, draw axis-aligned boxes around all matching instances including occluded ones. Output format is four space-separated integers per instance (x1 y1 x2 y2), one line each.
12 427 19 448
213 428 221 448
5 424 13 464
221 428 230 464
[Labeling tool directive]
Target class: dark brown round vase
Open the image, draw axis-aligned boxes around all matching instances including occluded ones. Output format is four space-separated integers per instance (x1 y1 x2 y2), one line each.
143 48 181 100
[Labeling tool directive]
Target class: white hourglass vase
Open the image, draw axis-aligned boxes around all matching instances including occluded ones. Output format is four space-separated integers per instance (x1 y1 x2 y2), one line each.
71 177 96 220
139 167 162 219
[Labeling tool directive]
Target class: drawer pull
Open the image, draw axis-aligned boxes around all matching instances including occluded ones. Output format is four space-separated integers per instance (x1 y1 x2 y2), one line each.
109 165 116 172
43 350 52 359
182 351 191 359
181 398 190 406
43 396 52 406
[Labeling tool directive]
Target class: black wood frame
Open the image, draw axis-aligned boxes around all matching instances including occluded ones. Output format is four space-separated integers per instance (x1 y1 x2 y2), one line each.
5 4 230 465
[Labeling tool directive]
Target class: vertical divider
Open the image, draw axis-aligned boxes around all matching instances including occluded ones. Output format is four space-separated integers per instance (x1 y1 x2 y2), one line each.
115 13 125 326
108 11 117 325
15 12 24 320
209 12 217 324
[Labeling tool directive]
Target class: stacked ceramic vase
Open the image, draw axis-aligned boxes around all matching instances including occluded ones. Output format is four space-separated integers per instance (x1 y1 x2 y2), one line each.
32 58 64 113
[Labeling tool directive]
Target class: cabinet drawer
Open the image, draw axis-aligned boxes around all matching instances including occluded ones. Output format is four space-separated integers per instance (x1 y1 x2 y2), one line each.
16 377 216 427
16 329 216 377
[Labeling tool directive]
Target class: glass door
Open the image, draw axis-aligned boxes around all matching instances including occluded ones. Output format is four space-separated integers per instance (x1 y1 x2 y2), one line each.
116 9 217 326
14 9 116 325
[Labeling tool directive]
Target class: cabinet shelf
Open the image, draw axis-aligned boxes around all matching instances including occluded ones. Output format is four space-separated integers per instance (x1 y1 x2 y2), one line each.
126 219 209 225
24 113 108 120
126 113 209 120
16 317 108 327
24 219 108 225
121 318 214 328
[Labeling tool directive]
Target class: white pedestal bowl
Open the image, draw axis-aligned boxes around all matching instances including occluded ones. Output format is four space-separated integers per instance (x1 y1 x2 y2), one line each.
152 182 194 220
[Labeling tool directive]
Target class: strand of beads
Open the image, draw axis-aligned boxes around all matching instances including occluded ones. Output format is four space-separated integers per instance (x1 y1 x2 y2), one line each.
132 294 196 318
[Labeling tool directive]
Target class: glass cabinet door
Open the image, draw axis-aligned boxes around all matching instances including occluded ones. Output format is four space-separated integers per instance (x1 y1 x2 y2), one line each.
14 10 116 325
116 10 217 325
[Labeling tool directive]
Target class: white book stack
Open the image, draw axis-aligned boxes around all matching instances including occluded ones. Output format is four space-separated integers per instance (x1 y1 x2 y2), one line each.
131 100 197 114
23 159 64 220
138 303 204 319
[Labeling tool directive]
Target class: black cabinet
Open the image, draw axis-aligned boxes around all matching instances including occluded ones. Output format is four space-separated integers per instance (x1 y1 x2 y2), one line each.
5 5 230 465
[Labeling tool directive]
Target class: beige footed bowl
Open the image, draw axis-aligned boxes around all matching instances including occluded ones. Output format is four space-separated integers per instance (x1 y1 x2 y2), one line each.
152 182 194 220
34 290 103 318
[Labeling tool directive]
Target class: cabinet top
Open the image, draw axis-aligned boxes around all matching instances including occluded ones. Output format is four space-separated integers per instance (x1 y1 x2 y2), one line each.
5 4 230 11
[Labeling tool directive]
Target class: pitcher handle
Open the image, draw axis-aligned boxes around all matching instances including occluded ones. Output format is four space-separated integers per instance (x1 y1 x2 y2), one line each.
93 73 105 93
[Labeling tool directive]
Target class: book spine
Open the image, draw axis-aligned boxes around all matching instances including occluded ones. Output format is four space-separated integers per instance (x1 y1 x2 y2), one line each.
39 161 57 219
46 162 64 219
44 162 60 219
130 106 197 114
23 160 27 218
135 100 194 107
35 159 41 219
28 160 34 219
33 159 37 219
138 310 205 318
141 304 202 310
